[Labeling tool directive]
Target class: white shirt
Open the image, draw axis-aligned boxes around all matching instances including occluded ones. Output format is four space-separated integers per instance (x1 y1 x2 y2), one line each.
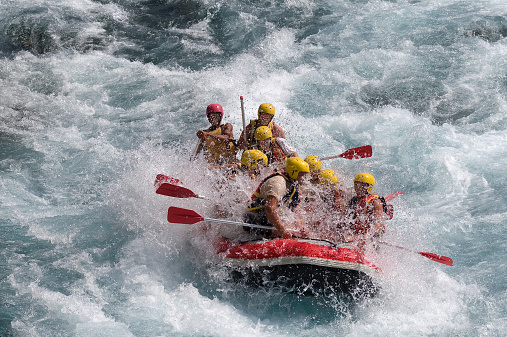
274 138 296 156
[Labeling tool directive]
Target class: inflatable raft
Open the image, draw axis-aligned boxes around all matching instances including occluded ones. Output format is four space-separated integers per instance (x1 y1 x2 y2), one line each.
214 237 381 296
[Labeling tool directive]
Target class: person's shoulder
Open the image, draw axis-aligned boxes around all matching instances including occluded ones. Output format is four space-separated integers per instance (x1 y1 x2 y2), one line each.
274 138 290 148
272 123 285 138
260 174 287 198
264 174 286 184
272 123 284 130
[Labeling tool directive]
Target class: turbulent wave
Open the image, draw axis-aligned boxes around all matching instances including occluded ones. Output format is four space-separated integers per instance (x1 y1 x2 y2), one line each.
1 0 506 336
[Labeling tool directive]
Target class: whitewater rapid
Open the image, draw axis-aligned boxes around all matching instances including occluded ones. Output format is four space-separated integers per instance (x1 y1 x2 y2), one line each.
1 0 506 336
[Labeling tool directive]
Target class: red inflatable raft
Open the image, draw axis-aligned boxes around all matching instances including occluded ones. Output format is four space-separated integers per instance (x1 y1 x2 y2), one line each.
214 237 381 296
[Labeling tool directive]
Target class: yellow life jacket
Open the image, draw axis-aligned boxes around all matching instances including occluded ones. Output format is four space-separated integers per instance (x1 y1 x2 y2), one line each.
204 125 237 164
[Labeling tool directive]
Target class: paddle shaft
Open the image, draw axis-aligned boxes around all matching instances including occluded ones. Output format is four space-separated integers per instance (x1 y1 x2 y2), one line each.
379 241 453 266
203 217 278 230
240 96 247 144
167 206 300 232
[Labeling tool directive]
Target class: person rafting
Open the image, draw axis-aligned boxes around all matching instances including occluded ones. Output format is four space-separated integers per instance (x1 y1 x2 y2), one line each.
207 150 269 219
317 169 346 212
208 149 268 178
347 173 387 242
304 155 322 184
237 103 285 150
253 126 297 164
243 156 310 239
300 169 337 216
194 104 237 164
299 169 350 242
301 156 346 213
239 149 269 179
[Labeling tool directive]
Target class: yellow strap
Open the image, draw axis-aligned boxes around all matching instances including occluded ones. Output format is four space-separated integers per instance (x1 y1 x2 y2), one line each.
283 187 296 206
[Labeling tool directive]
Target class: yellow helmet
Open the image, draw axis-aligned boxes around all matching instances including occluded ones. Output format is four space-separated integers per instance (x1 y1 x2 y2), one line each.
241 150 268 169
258 103 275 117
304 155 321 171
285 157 310 180
354 173 375 193
318 169 338 185
254 126 273 141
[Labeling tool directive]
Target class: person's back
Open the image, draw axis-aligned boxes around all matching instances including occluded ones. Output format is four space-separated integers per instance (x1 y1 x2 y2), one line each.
243 157 310 239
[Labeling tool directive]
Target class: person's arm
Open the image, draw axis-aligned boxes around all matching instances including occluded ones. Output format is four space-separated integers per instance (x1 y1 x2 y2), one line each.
264 195 292 239
275 138 298 157
221 123 234 139
202 123 234 143
372 199 385 234
272 124 285 139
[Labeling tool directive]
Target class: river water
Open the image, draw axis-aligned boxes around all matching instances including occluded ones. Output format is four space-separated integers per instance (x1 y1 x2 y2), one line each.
1 0 506 336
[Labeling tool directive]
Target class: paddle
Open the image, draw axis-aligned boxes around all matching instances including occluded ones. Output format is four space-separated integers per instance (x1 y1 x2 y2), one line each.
156 184 205 199
378 241 453 266
385 191 403 202
167 208 452 266
155 174 181 187
321 145 372 161
383 191 403 220
167 206 285 231
240 96 247 144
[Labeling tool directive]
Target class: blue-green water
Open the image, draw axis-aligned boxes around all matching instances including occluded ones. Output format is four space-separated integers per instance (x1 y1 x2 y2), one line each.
1 0 506 336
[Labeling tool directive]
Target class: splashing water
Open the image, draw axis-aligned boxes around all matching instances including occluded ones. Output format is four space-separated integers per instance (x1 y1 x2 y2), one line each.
1 0 506 336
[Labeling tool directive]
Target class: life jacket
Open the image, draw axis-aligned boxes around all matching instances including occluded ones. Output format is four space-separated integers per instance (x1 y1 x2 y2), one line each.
247 119 274 149
333 189 345 212
247 173 300 213
203 124 237 164
269 138 287 163
259 138 287 164
349 194 387 234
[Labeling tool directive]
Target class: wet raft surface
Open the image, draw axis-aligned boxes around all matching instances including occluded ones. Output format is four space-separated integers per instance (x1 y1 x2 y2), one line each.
217 238 380 296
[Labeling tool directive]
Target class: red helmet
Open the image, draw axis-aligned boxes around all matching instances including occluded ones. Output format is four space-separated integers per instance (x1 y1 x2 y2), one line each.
206 104 223 120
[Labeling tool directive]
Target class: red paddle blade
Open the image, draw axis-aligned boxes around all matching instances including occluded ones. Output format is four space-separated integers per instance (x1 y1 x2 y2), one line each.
419 252 454 266
385 191 404 202
167 207 203 224
155 174 181 187
385 205 394 220
156 183 200 198
338 145 372 160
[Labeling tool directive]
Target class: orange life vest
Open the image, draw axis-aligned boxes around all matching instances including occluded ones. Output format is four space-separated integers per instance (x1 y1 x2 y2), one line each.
268 139 286 163
350 194 386 234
